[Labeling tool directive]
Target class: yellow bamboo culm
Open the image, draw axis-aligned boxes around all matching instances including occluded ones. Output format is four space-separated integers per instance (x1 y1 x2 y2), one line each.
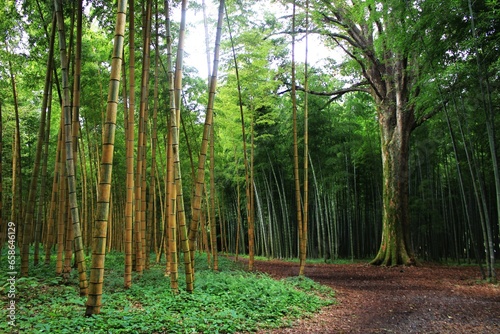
85 0 127 316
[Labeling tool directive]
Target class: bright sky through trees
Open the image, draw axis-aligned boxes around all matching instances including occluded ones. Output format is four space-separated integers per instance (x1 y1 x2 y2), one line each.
181 1 336 78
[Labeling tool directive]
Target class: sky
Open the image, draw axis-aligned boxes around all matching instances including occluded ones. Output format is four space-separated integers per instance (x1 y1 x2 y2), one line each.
177 1 342 78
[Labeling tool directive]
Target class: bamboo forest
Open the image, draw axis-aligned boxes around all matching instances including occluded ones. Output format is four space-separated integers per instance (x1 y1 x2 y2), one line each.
1 0 499 333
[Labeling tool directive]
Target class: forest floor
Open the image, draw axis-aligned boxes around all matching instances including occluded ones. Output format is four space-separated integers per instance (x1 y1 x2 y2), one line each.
239 258 500 334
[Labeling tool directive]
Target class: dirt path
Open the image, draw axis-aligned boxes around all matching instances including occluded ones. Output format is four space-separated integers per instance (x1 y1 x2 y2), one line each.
245 259 500 333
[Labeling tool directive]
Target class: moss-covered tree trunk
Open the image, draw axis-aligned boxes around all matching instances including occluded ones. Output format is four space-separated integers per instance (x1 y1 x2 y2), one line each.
310 1 432 266
370 98 415 266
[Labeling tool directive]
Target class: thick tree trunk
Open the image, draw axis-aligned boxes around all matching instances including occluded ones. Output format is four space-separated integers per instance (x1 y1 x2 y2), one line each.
371 102 415 266
311 2 429 266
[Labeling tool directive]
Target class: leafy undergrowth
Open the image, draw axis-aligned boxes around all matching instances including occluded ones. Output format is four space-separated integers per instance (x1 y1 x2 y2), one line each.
0 252 335 333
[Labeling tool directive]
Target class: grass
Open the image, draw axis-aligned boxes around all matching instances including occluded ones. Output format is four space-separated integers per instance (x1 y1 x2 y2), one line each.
0 251 335 333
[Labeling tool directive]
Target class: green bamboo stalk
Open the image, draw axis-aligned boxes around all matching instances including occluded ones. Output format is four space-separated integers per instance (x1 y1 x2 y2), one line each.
188 0 225 275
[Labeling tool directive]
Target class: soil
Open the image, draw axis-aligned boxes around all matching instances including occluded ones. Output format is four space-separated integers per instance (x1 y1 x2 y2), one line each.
243 259 500 334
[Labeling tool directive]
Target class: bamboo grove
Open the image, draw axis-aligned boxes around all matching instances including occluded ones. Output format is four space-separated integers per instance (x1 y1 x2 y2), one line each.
0 0 499 315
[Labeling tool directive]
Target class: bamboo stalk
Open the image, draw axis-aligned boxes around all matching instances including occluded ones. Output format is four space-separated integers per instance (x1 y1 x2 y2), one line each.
85 0 127 315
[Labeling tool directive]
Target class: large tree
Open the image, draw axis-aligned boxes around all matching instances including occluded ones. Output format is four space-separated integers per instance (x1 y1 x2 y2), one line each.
307 0 452 265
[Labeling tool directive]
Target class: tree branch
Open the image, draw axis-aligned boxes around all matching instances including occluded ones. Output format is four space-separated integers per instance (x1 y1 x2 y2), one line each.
320 13 348 29
413 106 443 130
325 32 360 48
329 37 384 101
264 28 319 41
367 4 384 35
318 6 386 100
278 81 370 98
413 90 446 130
